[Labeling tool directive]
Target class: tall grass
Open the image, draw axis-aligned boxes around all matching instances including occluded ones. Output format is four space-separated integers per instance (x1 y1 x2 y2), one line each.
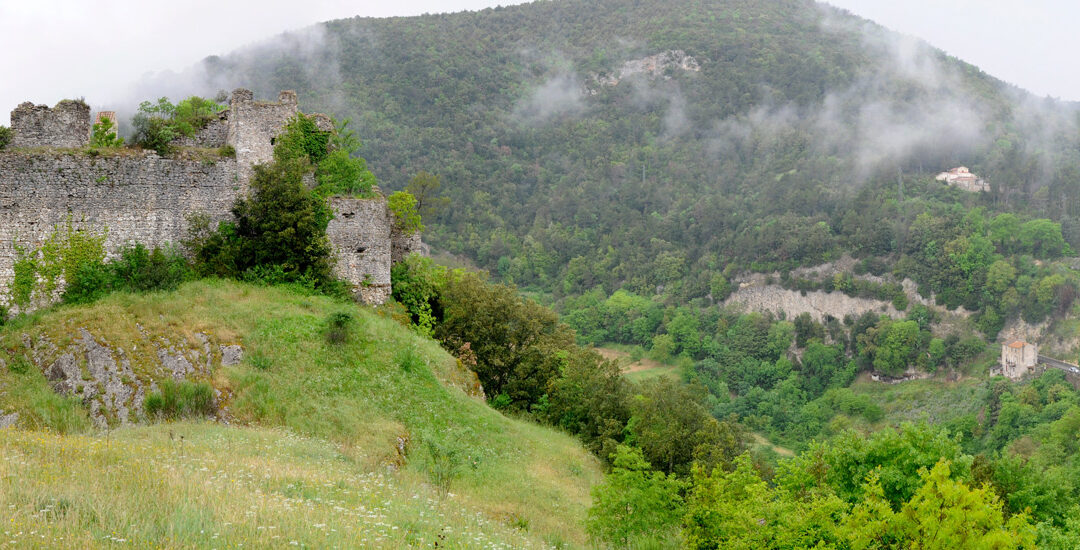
0 280 602 547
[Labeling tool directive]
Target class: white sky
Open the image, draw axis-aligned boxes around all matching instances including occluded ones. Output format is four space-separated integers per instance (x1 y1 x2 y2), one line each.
0 0 1076 126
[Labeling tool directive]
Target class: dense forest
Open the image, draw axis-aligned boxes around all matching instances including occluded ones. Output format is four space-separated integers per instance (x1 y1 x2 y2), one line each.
171 0 1080 334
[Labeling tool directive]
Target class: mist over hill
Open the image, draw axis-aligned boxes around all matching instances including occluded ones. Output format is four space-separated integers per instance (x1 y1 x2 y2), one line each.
132 0 1080 303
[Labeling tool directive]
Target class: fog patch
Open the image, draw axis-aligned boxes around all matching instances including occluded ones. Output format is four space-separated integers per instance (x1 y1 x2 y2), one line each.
513 73 585 124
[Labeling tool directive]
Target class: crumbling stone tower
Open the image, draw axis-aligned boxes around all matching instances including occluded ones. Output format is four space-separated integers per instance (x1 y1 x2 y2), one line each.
10 99 91 148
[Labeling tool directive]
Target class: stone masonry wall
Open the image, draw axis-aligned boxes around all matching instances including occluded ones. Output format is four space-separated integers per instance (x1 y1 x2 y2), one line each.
1 89 407 308
391 226 423 264
0 152 238 307
328 197 393 304
173 116 228 148
0 151 400 307
10 100 91 149
226 89 300 183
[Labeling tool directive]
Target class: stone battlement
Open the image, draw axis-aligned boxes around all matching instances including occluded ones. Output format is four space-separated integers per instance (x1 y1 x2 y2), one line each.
10 99 92 148
0 90 417 307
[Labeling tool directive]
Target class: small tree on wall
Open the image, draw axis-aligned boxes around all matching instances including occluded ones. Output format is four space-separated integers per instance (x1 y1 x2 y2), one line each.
90 117 124 148
388 191 423 235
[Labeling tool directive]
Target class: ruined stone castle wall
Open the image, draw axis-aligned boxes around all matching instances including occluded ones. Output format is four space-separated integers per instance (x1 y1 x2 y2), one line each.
0 152 238 307
328 197 393 304
1 89 410 308
173 116 228 148
226 90 300 182
10 100 91 149
390 227 423 264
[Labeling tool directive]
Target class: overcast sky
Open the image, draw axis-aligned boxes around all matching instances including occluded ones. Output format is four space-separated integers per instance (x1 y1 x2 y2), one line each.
1 0 1077 125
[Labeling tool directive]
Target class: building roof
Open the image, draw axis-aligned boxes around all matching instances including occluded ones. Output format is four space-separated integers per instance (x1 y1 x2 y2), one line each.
1008 341 1028 348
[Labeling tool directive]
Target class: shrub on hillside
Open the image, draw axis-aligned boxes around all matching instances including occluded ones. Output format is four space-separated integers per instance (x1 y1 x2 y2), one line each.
435 271 575 410
63 244 193 305
0 126 12 150
144 379 215 420
188 158 335 287
326 312 354 345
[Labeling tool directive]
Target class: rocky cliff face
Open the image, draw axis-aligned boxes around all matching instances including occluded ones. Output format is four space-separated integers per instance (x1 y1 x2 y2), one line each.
1 326 242 428
725 284 899 322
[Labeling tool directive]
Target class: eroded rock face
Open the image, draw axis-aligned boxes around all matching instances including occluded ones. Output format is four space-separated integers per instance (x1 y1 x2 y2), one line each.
24 328 243 428
725 285 900 323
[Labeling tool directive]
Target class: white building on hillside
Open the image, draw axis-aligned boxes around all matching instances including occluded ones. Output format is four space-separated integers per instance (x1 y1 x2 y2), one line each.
936 166 989 192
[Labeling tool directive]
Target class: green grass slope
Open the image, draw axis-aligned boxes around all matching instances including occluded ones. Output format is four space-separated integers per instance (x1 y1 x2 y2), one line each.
0 280 602 548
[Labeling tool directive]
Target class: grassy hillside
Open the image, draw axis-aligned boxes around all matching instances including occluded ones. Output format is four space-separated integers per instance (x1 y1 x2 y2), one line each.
0 280 602 548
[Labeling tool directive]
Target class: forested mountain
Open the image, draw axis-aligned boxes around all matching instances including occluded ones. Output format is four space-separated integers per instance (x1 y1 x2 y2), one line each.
160 0 1080 337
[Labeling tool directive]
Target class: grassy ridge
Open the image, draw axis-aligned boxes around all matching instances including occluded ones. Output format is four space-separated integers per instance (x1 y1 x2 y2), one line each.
0 280 602 547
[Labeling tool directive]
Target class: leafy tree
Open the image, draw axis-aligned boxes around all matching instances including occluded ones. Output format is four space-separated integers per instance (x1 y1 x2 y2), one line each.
873 319 920 377
316 119 376 197
131 97 179 155
847 460 1037 549
405 171 450 220
0 125 10 150
544 350 631 461
388 191 423 234
89 116 124 148
629 377 744 475
172 96 225 136
683 454 848 549
390 253 452 335
435 272 575 409
230 158 335 283
586 445 684 548
1018 219 1070 259
274 113 330 164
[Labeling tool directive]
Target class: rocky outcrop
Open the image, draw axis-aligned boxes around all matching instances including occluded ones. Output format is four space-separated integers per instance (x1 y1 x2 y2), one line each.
725 284 899 322
587 50 701 92
14 327 242 428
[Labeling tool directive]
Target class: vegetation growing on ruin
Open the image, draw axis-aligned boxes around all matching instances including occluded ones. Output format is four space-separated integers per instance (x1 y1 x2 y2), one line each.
130 95 225 155
8 217 107 310
89 116 123 148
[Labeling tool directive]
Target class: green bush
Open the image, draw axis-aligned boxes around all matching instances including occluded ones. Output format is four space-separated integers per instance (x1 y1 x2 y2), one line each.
172 96 225 136
189 120 338 292
421 439 464 494
144 379 215 420
131 96 224 155
89 116 124 148
315 119 376 197
388 191 423 235
326 312 354 345
273 114 329 164
62 244 193 305
131 98 178 155
0 125 12 150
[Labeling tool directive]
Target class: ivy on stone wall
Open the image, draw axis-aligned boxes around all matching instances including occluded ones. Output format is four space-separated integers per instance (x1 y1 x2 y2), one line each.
8 217 107 310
